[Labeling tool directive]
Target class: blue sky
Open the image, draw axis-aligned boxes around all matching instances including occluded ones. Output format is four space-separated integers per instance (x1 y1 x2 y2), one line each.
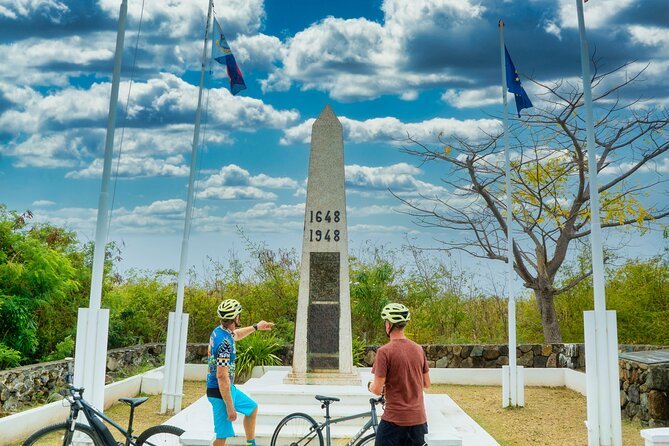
0 0 667 281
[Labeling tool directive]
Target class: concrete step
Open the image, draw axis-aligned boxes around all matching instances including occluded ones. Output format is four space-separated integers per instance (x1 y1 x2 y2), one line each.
224 422 376 445
243 402 383 427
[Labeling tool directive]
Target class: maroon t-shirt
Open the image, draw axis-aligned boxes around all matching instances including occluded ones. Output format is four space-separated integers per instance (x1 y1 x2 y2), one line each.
371 338 429 426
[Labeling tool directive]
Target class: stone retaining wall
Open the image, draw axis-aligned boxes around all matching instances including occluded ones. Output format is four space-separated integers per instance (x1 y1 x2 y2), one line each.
360 343 586 369
0 342 664 414
620 359 669 427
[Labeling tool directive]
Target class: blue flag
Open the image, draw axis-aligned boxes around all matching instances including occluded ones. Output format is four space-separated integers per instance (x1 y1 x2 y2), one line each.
504 46 533 117
212 19 246 95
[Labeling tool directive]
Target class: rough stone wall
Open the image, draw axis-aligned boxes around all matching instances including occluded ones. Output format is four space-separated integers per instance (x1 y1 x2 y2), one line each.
1 342 664 414
359 343 586 369
620 359 669 427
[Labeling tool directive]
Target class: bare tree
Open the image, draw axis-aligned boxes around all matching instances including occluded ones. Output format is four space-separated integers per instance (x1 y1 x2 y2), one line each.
396 62 669 342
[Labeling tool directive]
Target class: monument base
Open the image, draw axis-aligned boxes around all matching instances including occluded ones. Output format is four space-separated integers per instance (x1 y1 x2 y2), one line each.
283 370 362 386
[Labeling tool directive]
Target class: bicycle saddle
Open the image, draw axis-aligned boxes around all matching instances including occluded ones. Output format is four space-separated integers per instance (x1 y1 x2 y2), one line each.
118 397 149 407
315 395 340 404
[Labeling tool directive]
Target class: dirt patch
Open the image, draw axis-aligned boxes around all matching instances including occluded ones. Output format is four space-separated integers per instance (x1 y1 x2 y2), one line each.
104 380 204 441
427 385 644 446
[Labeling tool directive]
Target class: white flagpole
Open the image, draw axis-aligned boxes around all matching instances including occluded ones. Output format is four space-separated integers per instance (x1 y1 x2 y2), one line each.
73 0 127 413
499 20 521 408
161 0 213 414
576 1 622 444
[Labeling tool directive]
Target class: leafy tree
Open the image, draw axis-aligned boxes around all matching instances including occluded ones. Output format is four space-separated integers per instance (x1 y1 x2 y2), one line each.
0 207 80 359
397 62 668 342
350 249 403 344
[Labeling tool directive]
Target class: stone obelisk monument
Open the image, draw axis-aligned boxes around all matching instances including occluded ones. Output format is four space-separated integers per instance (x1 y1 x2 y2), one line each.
286 105 360 385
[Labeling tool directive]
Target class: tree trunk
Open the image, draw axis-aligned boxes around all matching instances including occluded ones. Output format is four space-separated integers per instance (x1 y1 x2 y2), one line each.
534 289 562 343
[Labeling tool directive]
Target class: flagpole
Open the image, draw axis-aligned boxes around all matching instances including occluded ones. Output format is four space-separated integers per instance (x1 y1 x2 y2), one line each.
73 0 126 413
576 1 622 444
161 0 213 414
499 20 520 408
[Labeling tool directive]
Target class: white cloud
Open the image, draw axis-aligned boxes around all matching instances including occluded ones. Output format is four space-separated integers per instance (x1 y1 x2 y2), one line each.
1 74 299 174
628 25 669 50
8 132 87 168
66 155 190 179
543 20 562 40
280 115 501 145
196 164 297 201
345 163 448 198
554 0 635 30
232 34 284 70
348 204 398 217
263 0 483 100
600 156 669 176
32 200 56 207
0 0 68 20
225 202 305 222
442 87 500 108
349 223 415 234
98 0 264 37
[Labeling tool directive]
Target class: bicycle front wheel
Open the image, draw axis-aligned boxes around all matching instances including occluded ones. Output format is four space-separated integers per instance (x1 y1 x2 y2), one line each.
354 433 375 446
136 425 185 446
22 422 100 446
270 412 323 446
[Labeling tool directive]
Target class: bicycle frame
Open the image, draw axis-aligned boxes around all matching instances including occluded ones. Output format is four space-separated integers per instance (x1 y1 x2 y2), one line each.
322 411 377 446
319 398 381 446
66 387 137 446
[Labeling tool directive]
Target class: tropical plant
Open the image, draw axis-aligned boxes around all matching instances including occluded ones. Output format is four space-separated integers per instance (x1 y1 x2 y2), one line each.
234 333 282 383
0 342 22 368
352 337 367 367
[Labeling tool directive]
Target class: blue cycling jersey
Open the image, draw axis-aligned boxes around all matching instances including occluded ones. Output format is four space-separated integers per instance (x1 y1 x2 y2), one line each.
206 325 236 390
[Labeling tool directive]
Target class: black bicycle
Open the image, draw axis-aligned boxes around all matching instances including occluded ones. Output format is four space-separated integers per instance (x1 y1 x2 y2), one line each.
270 394 384 446
22 373 184 446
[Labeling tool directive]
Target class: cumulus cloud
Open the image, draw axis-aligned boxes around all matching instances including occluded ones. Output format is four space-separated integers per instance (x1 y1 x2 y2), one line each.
262 0 482 100
441 87 500 109
66 155 190 179
0 74 299 175
0 0 69 20
280 115 501 145
345 163 448 198
349 223 415 234
600 156 669 176
554 0 635 30
31 198 227 235
196 164 298 201
32 200 56 207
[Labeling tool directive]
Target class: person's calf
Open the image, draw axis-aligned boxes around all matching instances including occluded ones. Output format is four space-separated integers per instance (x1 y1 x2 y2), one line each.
243 407 259 441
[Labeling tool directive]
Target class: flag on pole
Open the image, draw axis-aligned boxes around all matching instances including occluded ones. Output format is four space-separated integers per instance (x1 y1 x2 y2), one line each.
504 46 533 117
212 18 247 95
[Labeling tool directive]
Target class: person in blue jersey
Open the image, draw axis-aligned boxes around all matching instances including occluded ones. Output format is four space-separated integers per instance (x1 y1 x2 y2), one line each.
207 298 274 446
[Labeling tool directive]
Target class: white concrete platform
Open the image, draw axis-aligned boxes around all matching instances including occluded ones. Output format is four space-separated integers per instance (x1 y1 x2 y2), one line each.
165 369 499 446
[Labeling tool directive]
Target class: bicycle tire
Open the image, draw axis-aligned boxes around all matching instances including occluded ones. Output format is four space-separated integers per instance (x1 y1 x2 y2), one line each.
354 433 375 446
22 422 101 446
136 425 185 446
270 412 324 446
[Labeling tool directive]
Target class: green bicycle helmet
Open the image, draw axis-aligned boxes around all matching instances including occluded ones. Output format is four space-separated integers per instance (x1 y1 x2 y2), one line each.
217 299 242 320
381 303 411 324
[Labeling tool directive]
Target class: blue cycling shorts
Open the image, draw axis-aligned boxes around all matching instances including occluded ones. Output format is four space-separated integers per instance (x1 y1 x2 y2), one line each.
207 385 258 439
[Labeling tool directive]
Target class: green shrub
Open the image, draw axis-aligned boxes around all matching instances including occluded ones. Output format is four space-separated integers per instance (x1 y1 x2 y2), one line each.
0 342 22 369
234 333 282 383
352 337 367 367
42 335 74 362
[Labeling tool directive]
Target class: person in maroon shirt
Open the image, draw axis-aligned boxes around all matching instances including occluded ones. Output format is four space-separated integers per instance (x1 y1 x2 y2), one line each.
368 303 431 446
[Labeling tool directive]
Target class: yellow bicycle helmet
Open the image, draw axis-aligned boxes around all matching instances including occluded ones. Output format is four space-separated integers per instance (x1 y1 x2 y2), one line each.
217 299 242 320
381 303 411 324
